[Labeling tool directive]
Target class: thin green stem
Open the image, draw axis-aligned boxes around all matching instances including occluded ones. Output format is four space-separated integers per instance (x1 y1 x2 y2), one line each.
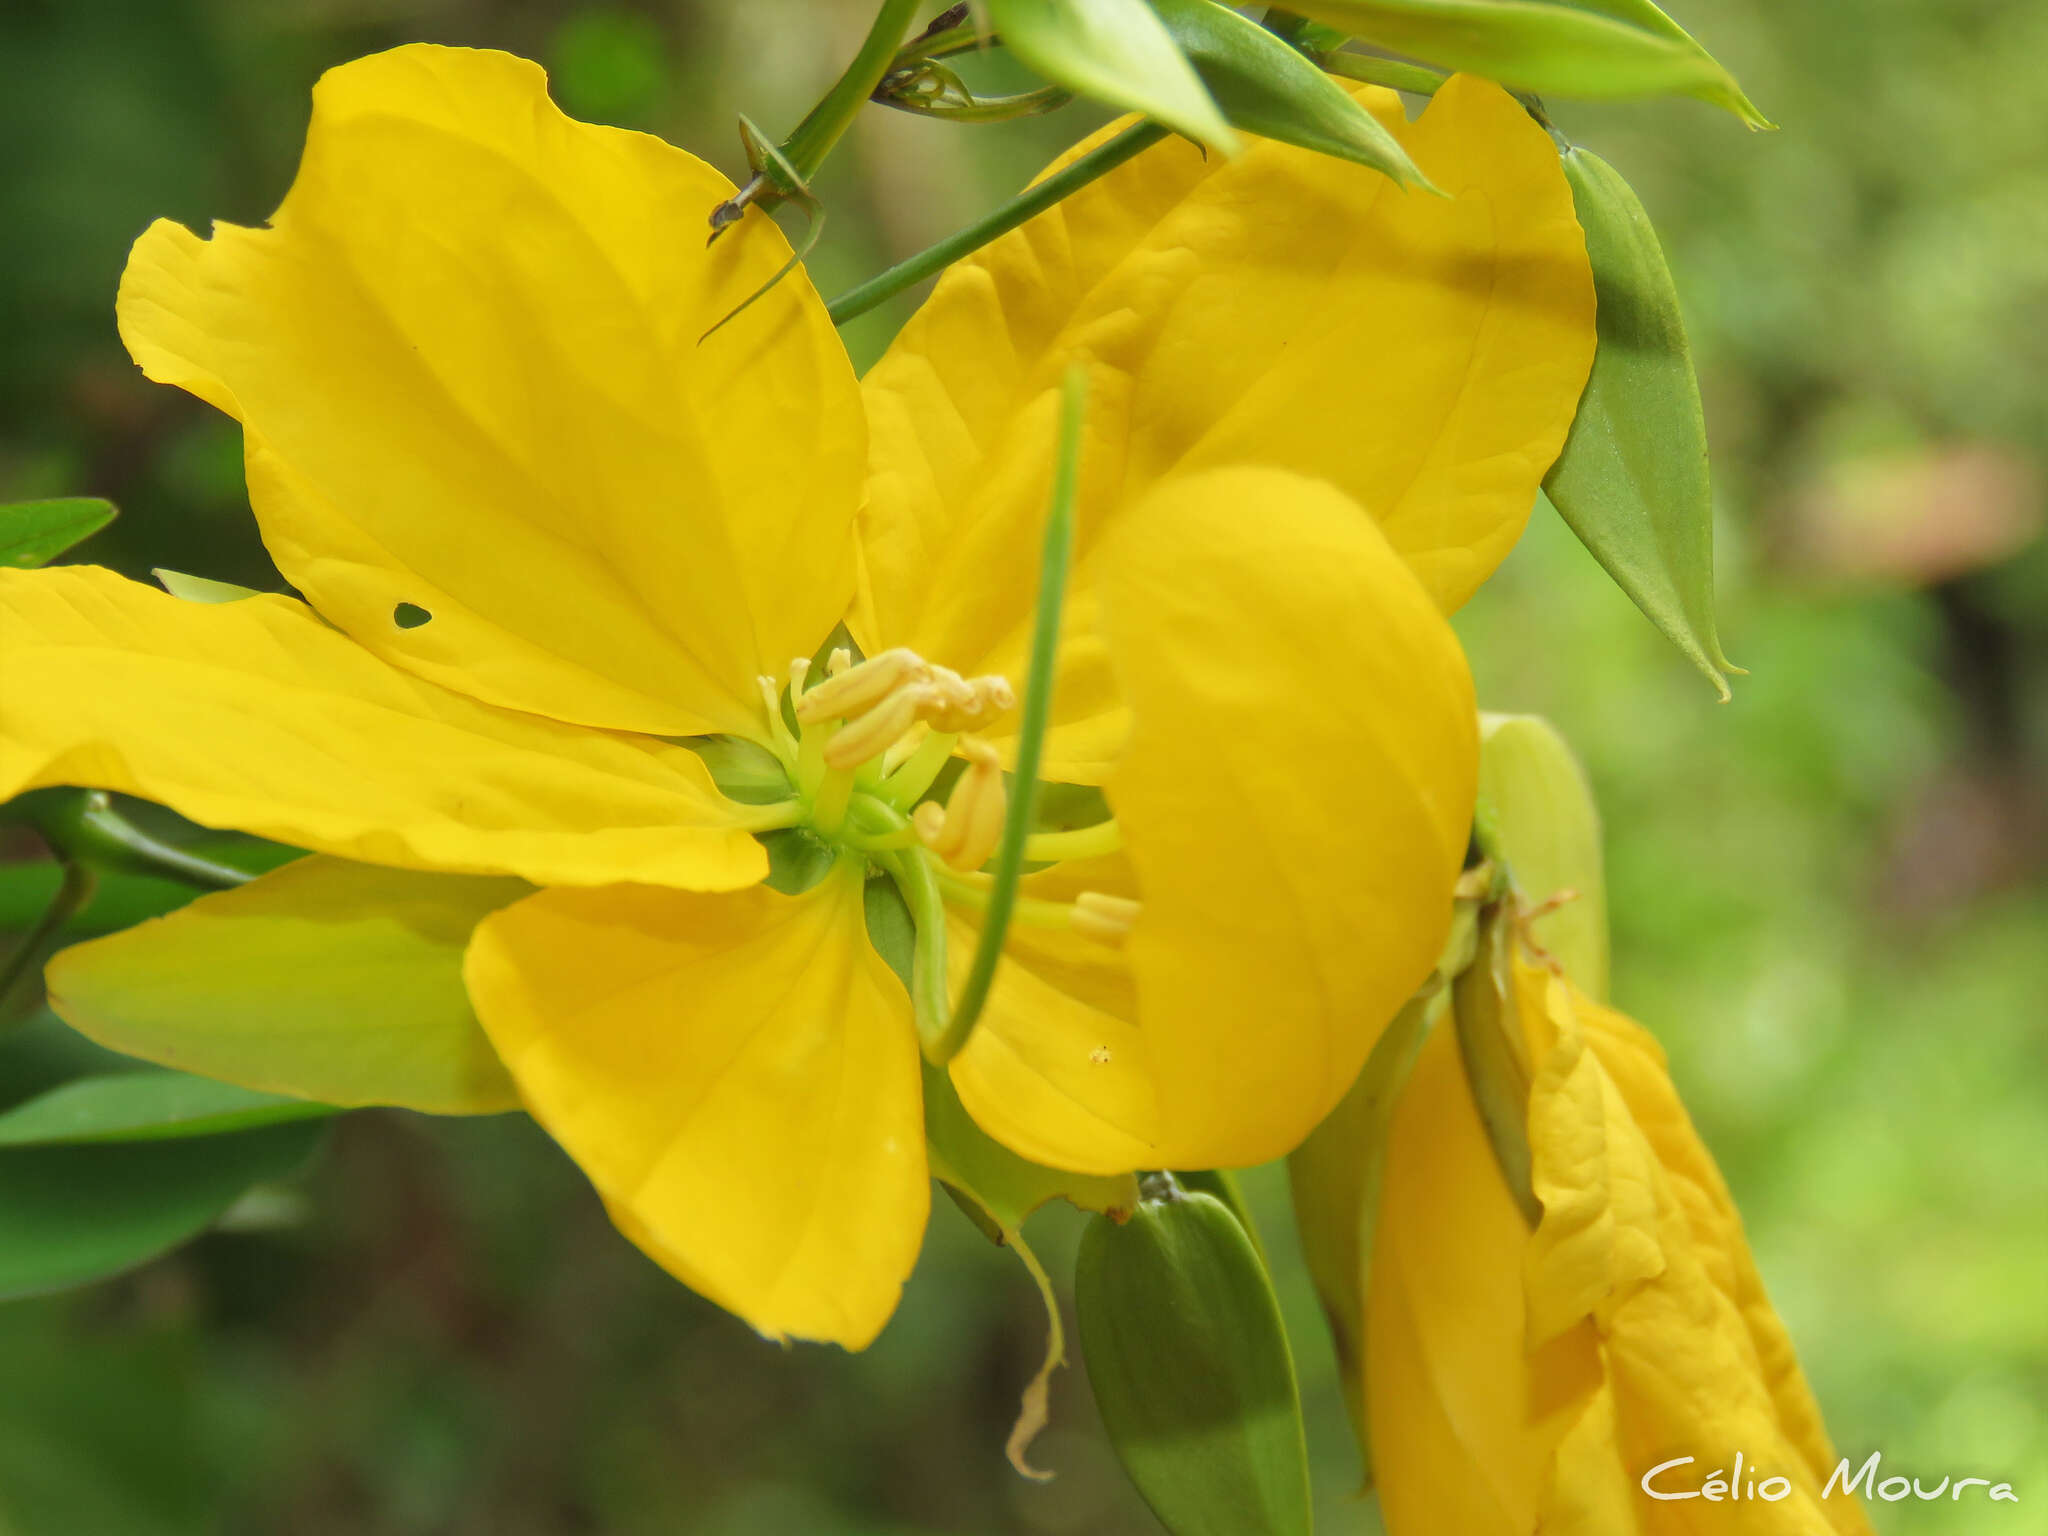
879 730 957 810
827 123 1166 327
880 849 954 1058
926 366 1087 1065
782 0 925 180
1320 50 1448 97
0 861 97 1023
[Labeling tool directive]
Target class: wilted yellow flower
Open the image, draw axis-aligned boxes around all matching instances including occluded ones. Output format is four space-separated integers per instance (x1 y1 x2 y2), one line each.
1367 943 1873 1534
2 48 1593 1346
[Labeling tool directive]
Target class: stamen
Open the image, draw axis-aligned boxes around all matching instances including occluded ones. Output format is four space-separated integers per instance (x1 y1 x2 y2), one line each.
827 646 853 677
788 656 812 700
757 674 799 766
795 646 928 724
880 729 959 807
913 737 1006 872
926 674 1015 733
1070 891 1141 947
824 679 933 769
1022 819 1121 863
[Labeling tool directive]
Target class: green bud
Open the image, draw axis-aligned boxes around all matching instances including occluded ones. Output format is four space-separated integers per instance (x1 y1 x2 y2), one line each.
1449 904 1541 1226
1075 1176 1312 1536
1477 712 1608 1000
1545 145 1741 698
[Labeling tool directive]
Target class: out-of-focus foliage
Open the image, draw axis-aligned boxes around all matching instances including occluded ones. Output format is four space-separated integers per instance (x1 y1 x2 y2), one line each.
2 1 2043 1531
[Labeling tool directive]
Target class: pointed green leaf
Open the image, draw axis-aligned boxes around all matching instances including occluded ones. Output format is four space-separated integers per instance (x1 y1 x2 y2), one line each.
1544 146 1737 697
0 1120 325 1300
1477 712 1608 999
1286 0 1764 120
45 857 527 1115
989 0 1239 152
0 498 116 569
152 568 262 604
1554 0 1770 125
1151 0 1432 186
0 1073 333 1147
1075 1180 1313 1535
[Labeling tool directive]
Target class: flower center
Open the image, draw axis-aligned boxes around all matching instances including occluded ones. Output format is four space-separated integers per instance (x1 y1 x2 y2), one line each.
753 646 1130 944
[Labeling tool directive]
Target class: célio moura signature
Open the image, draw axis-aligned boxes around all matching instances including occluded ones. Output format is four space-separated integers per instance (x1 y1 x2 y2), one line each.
1641 1451 2020 1506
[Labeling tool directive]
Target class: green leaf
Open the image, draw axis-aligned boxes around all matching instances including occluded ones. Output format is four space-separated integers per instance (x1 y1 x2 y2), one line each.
152 568 261 604
1150 0 1433 186
1544 145 1737 697
1075 1180 1313 1535
1477 712 1609 999
45 856 526 1115
0 497 116 569
0 1073 333 1147
989 0 1239 151
1286 0 1766 120
0 1120 325 1300
1554 0 1770 125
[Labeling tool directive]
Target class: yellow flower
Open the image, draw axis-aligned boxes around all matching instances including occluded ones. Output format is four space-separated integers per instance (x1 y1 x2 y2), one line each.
1 47 1593 1345
1367 941 1873 1534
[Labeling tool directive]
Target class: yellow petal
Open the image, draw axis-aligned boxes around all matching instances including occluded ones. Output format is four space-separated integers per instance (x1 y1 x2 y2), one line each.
858 74 1591 779
0 565 765 890
118 44 863 740
947 854 1161 1176
1569 992 1875 1534
1367 1020 1601 1535
462 866 928 1348
47 856 524 1113
1100 468 1475 1168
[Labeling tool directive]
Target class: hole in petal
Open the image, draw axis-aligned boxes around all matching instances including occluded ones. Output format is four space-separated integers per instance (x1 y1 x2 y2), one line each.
393 603 432 629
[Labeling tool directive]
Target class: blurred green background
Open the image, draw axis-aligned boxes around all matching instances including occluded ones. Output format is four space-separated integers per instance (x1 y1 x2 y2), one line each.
2 1 2044 1531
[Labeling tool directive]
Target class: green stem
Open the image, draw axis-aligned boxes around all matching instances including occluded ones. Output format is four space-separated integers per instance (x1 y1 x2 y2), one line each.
0 861 97 1023
827 122 1166 327
24 789 252 890
925 365 1087 1065
880 849 955 1058
1320 50 1448 96
782 0 926 180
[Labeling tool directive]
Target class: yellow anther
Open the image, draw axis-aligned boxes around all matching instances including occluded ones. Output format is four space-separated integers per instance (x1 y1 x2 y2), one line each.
823 679 932 769
926 674 1015 734
827 646 853 677
788 656 812 699
914 737 1006 872
795 647 928 724
1070 891 1142 947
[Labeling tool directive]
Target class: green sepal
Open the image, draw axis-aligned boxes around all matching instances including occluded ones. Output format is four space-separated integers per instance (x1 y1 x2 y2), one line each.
1151 0 1434 188
924 1062 1139 1235
0 1072 333 1148
988 0 1239 152
0 497 115 569
1449 903 1542 1226
0 1119 326 1301
1544 145 1738 698
1285 0 1765 121
1285 990 1435 1485
1171 1166 1266 1265
45 856 526 1115
1074 1177 1314 1536
1477 712 1608 999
